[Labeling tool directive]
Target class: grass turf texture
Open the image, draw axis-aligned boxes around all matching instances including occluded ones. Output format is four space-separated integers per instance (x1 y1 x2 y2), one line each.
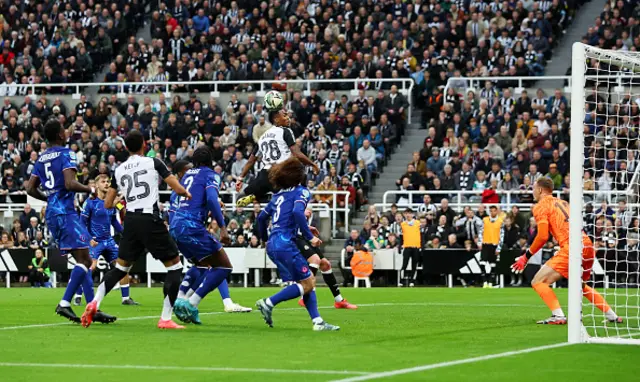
0 287 638 382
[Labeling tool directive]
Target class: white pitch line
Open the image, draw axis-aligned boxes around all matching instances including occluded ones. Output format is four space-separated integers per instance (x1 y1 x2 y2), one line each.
0 301 542 331
329 342 573 382
0 362 370 375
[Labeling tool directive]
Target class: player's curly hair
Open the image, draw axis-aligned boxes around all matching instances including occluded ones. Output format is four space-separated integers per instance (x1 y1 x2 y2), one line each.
269 157 306 190
192 146 214 169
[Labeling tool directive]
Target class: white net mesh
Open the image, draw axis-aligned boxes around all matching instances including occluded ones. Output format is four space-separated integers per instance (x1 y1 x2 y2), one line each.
580 45 640 341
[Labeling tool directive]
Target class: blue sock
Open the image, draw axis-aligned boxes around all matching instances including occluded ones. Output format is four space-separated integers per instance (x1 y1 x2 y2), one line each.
268 283 303 306
189 268 232 306
75 284 83 297
82 270 95 302
180 266 204 297
121 284 130 299
218 279 230 300
61 265 88 306
303 289 321 321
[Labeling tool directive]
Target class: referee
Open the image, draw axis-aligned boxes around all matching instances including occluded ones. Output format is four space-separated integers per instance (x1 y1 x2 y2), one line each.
81 130 192 329
480 205 503 288
400 208 421 287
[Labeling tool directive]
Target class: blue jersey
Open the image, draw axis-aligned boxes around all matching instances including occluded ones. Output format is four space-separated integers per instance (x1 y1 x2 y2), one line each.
31 146 78 218
258 185 313 248
81 198 123 241
169 166 226 261
171 166 225 229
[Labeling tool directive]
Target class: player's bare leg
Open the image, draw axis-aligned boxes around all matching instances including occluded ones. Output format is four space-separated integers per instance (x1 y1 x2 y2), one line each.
531 265 567 324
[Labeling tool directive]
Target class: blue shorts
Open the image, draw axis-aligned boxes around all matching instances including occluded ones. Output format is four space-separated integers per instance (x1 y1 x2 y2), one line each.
267 241 311 282
170 226 222 262
47 214 90 251
90 238 119 263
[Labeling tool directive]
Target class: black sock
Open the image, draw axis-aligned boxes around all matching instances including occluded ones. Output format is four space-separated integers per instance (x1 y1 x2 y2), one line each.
164 269 182 306
309 264 319 277
322 270 341 299
102 268 128 297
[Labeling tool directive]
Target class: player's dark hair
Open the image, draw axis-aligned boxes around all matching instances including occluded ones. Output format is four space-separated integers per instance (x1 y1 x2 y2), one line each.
173 160 191 176
269 157 305 190
192 146 214 169
124 129 144 153
268 110 280 123
43 119 63 144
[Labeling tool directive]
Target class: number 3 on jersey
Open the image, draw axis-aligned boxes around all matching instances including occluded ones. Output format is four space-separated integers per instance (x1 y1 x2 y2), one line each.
272 196 285 222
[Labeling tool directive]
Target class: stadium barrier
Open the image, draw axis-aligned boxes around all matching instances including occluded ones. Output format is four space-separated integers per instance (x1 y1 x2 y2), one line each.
0 247 610 288
1 78 415 122
442 74 628 100
339 247 608 288
378 189 632 213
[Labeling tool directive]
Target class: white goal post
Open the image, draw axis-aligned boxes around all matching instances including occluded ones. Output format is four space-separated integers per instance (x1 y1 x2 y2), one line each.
569 42 640 345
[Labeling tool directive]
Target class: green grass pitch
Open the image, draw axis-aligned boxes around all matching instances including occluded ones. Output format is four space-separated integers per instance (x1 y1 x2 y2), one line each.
0 287 638 382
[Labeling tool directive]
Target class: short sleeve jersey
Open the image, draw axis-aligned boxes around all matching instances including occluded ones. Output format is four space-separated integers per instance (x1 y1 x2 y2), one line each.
31 146 78 218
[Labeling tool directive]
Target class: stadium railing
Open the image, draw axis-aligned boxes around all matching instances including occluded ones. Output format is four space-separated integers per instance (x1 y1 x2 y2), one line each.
5 78 414 121
376 189 632 213
443 74 628 97
159 189 351 238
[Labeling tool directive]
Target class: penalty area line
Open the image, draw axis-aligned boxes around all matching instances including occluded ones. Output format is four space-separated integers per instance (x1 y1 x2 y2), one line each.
329 342 573 382
0 362 370 376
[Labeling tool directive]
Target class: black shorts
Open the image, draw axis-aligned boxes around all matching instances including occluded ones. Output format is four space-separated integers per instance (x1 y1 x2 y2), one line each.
118 213 179 263
481 244 498 263
245 169 274 200
296 236 324 260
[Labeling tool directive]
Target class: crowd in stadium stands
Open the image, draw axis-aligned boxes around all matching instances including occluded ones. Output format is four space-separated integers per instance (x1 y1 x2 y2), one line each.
0 0 585 95
0 0 639 285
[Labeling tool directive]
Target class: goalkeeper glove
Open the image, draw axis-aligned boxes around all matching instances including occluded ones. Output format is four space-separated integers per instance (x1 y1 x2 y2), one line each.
511 250 532 274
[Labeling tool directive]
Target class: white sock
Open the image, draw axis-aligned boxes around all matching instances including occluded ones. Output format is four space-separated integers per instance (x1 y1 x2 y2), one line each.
186 289 196 298
74 294 82 298
334 295 344 303
189 293 202 307
58 300 71 308
266 298 274 307
222 298 233 308
605 309 618 321
160 296 173 321
312 317 324 324
177 290 186 299
552 308 565 317
94 283 107 309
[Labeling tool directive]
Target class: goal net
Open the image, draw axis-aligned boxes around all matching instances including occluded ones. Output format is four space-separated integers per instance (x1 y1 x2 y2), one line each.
569 43 640 344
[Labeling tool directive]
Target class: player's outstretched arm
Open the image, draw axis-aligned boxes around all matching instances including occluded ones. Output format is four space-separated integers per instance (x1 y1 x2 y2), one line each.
63 168 94 194
293 201 315 242
239 154 257 180
103 186 119 209
512 221 549 273
25 175 47 202
290 145 319 173
165 174 191 199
